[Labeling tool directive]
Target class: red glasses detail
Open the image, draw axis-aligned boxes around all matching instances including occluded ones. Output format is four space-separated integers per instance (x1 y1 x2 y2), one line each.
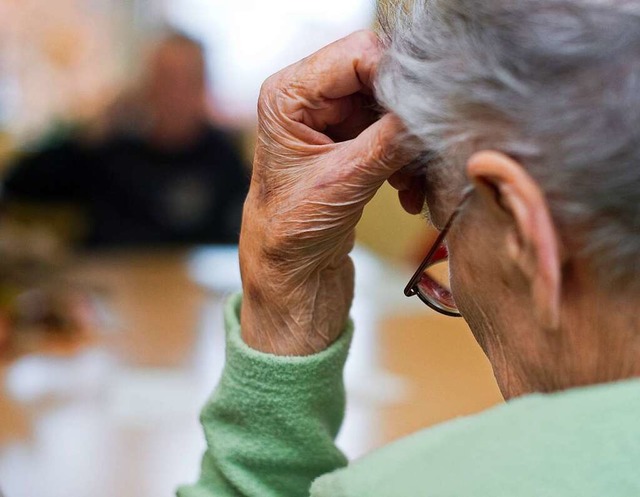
404 187 474 317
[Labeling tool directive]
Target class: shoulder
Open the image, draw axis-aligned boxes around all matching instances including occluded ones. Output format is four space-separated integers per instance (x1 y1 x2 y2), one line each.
312 379 640 497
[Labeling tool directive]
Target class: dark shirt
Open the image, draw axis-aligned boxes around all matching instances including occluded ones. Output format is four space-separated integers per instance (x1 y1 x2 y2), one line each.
3 124 249 248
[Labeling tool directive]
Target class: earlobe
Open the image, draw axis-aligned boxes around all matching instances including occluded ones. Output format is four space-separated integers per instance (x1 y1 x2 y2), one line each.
467 151 561 331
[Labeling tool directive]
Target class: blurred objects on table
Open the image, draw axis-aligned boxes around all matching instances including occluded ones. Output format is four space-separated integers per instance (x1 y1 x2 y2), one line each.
0 221 105 359
0 245 501 497
1 30 249 250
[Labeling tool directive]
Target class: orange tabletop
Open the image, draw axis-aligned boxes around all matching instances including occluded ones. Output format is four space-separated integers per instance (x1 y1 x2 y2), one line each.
0 247 502 497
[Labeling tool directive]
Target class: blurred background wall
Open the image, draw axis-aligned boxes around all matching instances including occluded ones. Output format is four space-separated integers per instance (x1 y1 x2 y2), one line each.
0 0 426 261
0 6 501 495
0 0 128 148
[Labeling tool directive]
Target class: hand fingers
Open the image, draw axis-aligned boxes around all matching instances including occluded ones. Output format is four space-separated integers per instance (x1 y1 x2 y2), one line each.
390 171 426 215
293 30 381 100
388 169 413 191
398 176 426 215
296 93 378 140
276 31 383 133
345 113 421 184
324 94 380 142
389 157 432 214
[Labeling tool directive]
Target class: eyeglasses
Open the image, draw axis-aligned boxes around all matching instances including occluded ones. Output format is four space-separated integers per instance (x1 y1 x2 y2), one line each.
404 187 474 317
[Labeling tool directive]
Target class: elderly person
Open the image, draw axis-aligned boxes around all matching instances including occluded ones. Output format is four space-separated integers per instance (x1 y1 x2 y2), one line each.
179 1 640 495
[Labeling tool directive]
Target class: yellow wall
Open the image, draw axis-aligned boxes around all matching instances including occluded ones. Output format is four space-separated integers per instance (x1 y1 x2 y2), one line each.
356 182 427 262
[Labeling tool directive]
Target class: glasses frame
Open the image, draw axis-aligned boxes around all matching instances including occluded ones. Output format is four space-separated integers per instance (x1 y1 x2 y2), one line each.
404 187 474 317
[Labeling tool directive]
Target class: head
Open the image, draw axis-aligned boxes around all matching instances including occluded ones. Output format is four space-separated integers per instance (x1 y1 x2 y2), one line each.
145 30 208 145
377 0 640 398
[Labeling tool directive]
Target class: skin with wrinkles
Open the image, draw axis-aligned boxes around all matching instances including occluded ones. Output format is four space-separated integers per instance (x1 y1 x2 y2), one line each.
239 26 640 400
239 29 640 402
239 31 418 356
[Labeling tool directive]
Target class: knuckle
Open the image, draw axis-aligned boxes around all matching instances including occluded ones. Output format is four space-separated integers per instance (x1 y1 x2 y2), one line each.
258 76 277 110
366 136 390 166
259 73 278 96
258 73 287 111
347 29 379 50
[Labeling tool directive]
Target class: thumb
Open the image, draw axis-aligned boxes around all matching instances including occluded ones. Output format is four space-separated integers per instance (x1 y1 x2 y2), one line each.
345 113 421 185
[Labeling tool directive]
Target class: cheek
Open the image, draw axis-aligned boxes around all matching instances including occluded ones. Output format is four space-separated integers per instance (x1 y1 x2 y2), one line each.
450 252 488 322
448 228 526 365
448 232 505 342
449 251 507 371
449 231 486 308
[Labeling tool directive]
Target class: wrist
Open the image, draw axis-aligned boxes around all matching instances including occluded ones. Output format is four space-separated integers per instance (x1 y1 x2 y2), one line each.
238 186 356 356
239 248 354 356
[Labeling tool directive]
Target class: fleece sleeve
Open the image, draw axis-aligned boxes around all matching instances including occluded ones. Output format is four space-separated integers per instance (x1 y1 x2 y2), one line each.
177 293 353 497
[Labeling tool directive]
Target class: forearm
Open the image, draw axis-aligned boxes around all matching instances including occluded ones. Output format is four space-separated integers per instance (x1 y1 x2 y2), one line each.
180 29 413 497
177 294 353 497
238 180 359 357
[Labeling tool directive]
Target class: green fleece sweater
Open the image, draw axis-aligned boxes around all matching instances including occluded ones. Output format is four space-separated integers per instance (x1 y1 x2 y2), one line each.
177 294 640 497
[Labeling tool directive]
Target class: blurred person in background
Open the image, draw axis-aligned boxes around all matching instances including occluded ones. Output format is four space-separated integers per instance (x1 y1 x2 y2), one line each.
1 30 248 249
178 1 640 496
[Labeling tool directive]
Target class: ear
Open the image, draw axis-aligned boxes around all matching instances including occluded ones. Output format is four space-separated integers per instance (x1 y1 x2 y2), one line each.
467 151 561 330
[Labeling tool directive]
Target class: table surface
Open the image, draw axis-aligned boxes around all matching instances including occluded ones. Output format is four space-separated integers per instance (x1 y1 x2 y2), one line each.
0 247 502 497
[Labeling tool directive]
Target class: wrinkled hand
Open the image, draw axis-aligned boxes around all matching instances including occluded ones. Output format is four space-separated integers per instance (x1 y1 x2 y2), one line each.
240 31 417 355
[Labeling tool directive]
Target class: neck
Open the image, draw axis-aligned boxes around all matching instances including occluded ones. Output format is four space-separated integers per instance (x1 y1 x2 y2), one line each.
519 267 640 395
554 288 640 388
487 279 640 399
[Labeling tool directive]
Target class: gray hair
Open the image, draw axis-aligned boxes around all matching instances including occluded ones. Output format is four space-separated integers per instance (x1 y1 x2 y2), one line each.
376 0 640 289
